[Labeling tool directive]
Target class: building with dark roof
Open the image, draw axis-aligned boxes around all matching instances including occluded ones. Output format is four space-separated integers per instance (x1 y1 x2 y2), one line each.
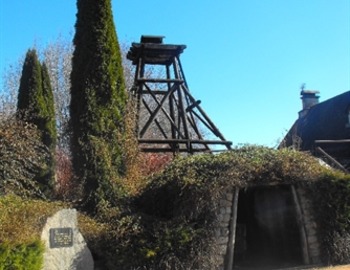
280 90 350 172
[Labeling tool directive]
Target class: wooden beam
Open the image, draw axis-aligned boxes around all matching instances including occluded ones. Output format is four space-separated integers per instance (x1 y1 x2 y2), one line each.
137 78 183 83
138 138 232 145
315 147 349 173
140 147 211 153
140 83 185 139
141 99 169 139
225 188 239 270
291 185 310 265
315 139 350 144
139 83 178 137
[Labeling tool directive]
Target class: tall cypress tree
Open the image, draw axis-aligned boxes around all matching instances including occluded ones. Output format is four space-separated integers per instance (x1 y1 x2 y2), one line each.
41 62 57 185
17 49 57 191
41 62 57 149
70 0 127 210
17 49 43 123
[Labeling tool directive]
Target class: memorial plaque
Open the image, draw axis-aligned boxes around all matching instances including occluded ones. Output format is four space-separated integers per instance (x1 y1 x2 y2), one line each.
49 228 73 248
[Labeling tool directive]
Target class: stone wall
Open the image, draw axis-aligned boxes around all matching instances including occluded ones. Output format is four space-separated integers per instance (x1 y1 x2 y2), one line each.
215 190 234 270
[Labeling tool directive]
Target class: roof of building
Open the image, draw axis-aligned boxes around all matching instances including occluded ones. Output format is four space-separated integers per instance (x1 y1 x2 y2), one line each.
282 90 350 150
281 90 350 171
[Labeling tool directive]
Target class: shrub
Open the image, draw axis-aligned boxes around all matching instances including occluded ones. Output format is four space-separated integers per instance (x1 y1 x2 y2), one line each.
0 241 44 270
54 150 81 201
138 153 174 177
0 115 49 198
308 171 350 264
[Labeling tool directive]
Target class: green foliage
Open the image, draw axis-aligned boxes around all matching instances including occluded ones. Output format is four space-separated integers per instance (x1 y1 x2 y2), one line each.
0 195 60 269
16 49 57 193
70 0 127 211
0 195 110 269
40 62 57 151
140 146 325 221
139 222 203 265
2 146 348 268
308 171 350 264
0 241 44 270
17 49 43 122
0 116 49 199
131 146 349 269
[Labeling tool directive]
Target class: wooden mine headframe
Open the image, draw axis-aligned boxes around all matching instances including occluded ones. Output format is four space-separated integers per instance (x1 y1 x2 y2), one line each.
127 35 232 153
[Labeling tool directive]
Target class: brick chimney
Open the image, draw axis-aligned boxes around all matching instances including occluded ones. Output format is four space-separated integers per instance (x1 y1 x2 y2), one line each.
299 90 320 118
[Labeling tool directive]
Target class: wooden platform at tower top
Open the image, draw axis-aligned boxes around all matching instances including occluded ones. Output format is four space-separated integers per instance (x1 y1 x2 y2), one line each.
127 35 232 153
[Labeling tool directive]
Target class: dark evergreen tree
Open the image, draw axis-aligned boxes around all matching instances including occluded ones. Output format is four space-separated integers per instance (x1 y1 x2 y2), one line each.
70 0 127 210
17 49 57 191
41 62 57 185
17 49 43 123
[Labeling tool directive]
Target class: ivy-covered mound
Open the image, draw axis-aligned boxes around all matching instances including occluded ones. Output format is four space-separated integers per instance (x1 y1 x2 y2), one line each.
1 146 349 269
125 146 349 269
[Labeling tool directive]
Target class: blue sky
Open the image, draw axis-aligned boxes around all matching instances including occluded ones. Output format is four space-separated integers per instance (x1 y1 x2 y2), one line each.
1 0 349 147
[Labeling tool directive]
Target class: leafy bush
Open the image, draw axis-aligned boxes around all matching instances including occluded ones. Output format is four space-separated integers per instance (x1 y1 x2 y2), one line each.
0 241 44 270
54 150 81 201
0 115 50 198
308 171 350 264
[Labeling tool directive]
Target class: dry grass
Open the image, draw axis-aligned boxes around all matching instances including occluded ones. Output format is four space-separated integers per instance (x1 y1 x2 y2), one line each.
0 195 108 247
0 195 67 244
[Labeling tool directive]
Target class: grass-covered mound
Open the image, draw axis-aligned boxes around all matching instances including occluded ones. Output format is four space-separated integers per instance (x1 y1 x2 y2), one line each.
128 146 350 269
1 147 349 269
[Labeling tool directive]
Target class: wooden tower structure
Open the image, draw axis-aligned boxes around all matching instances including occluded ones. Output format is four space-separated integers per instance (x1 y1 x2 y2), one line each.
127 36 232 153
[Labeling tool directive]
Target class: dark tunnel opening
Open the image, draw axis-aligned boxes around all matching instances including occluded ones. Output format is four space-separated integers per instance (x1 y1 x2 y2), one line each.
233 185 304 269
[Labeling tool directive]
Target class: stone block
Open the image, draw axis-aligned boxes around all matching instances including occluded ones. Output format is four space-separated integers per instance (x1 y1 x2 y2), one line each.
218 214 224 222
219 199 227 206
219 222 228 228
220 207 226 214
41 209 94 270
223 214 231 223
225 192 233 201
219 245 227 255
218 236 228 245
214 228 221 238
220 199 232 208
308 235 318 243
221 228 229 236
